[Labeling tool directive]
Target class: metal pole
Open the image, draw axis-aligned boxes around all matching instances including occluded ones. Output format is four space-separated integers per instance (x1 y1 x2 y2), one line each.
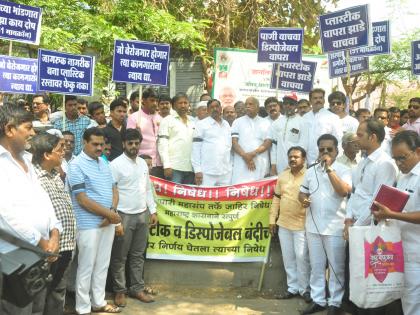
257 237 271 292
62 95 66 131
345 50 353 110
275 64 280 100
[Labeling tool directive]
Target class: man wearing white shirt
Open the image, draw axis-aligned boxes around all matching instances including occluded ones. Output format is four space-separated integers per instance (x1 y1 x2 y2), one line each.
374 108 392 156
299 134 352 315
328 91 359 134
372 130 420 315
0 104 61 315
231 97 271 184
344 119 398 315
304 88 343 164
192 99 232 186
344 119 397 230
158 92 195 184
268 94 308 175
264 97 281 125
110 128 158 306
336 132 360 170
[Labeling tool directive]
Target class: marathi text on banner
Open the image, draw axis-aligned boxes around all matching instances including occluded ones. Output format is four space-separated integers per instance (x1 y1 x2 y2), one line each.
0 0 42 45
112 39 170 86
412 40 420 76
0 55 37 94
328 51 369 79
350 21 390 57
270 61 317 93
257 28 303 64
319 5 370 53
37 49 95 96
146 177 276 263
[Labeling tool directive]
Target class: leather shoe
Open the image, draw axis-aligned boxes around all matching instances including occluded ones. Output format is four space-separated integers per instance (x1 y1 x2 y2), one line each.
327 305 342 315
300 302 326 315
114 292 126 307
130 290 155 303
274 290 298 299
302 291 312 303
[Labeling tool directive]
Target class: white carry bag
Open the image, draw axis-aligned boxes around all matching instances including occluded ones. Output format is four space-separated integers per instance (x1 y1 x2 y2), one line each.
349 220 404 308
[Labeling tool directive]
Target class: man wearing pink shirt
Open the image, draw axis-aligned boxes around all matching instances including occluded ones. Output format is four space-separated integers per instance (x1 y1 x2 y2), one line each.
403 97 420 135
127 88 164 178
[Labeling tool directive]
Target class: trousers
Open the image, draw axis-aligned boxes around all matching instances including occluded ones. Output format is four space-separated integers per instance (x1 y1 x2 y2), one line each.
307 232 346 307
75 225 115 314
278 227 310 295
110 211 150 295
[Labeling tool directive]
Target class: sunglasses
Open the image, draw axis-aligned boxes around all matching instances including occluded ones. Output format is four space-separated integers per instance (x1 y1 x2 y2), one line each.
318 147 334 153
408 104 419 110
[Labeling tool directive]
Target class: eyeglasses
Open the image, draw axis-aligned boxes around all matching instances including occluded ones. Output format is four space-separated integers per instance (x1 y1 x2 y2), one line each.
318 147 334 153
408 104 419 110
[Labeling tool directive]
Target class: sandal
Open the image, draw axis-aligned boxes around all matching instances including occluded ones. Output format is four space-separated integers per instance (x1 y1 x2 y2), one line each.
144 286 159 295
92 304 121 313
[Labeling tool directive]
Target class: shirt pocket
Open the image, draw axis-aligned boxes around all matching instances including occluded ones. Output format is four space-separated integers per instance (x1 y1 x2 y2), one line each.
287 128 300 143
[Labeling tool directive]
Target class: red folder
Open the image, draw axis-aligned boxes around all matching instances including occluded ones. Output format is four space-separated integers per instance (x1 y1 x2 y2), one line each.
370 184 410 213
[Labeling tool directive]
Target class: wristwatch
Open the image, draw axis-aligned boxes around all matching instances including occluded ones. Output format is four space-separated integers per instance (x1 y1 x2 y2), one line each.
326 167 334 173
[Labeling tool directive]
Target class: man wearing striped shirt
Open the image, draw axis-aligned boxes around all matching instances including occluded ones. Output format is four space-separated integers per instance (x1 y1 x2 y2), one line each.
68 127 122 315
31 132 76 315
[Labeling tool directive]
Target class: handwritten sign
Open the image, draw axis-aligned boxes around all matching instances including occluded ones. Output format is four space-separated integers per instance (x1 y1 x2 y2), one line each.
328 51 369 79
0 55 37 94
319 5 370 53
112 39 170 86
257 28 303 63
37 49 94 96
350 21 390 57
0 0 42 44
270 61 317 93
412 40 420 76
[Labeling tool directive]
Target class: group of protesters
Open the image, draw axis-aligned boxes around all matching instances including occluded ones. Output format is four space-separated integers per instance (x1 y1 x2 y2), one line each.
0 86 419 315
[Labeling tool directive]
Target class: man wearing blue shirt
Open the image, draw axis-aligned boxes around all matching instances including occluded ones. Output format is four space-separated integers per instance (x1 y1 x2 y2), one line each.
68 127 121 314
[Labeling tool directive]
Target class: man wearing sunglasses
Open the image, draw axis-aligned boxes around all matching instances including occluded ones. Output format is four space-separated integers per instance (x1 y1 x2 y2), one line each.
403 97 420 135
298 134 352 315
328 91 359 135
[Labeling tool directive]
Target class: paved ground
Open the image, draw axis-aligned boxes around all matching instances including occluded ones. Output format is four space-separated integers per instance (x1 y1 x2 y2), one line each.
67 286 349 315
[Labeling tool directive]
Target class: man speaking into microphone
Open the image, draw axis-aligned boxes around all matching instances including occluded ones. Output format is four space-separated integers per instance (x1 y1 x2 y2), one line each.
298 134 352 315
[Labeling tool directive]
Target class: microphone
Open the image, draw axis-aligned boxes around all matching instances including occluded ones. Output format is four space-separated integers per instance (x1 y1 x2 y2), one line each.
307 160 321 168
307 159 326 169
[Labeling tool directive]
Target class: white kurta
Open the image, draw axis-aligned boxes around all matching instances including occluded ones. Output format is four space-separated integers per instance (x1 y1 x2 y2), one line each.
269 114 308 174
303 108 343 164
396 162 420 315
191 117 232 176
231 115 271 184
340 115 359 134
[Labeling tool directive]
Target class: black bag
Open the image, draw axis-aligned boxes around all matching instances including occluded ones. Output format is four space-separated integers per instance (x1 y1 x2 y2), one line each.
0 229 56 307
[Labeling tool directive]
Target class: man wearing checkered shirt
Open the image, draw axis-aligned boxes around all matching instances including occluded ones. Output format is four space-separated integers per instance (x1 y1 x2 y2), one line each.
31 132 76 315
54 95 91 155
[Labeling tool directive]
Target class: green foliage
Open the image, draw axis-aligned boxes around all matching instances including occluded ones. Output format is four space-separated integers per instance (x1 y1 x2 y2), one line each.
0 0 209 95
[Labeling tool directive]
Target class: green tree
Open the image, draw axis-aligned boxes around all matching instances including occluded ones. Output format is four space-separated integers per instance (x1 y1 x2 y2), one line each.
0 0 209 95
151 0 337 88
340 29 420 108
